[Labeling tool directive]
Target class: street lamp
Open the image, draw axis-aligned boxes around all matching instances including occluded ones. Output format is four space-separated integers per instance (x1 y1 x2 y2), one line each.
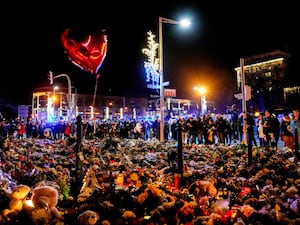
53 86 59 117
53 86 59 101
50 72 73 121
194 86 206 116
158 16 191 142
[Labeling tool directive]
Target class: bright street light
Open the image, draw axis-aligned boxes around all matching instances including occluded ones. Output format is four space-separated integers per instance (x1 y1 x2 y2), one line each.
53 85 59 94
53 86 59 117
194 86 207 116
51 73 73 121
158 16 191 142
53 85 59 102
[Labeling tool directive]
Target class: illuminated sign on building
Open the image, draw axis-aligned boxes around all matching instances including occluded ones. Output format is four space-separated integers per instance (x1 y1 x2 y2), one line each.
164 88 176 97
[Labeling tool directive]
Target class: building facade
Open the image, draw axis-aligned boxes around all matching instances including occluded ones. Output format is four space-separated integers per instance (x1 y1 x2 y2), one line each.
234 50 298 112
31 87 217 123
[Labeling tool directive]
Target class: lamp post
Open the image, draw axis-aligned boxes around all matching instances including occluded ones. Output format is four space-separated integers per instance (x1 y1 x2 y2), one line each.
53 85 59 94
53 86 59 117
51 73 73 121
158 17 191 142
194 86 206 116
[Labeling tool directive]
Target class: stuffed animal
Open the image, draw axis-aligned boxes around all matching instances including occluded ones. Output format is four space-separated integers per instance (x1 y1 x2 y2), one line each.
0 184 31 221
29 185 62 222
77 210 99 225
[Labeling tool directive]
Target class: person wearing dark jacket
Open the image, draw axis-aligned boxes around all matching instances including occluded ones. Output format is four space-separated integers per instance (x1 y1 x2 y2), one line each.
281 113 294 149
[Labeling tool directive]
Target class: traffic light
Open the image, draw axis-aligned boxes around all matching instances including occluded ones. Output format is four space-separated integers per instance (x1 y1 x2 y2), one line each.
48 71 53 84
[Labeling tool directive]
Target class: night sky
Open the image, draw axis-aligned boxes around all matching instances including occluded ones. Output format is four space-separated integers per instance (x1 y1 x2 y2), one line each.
2 1 299 112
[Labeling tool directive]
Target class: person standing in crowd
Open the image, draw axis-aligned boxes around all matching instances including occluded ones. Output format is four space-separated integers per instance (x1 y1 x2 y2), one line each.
215 114 227 145
280 113 294 149
229 104 239 142
290 110 300 149
262 110 275 149
56 120 65 140
186 117 197 145
272 113 281 148
27 120 39 138
38 120 46 139
179 117 188 145
143 119 152 141
16 120 26 139
195 115 205 144
207 117 216 144
64 121 72 139
133 120 143 139
123 119 131 139
202 114 212 144
246 112 257 146
170 119 177 141
256 112 265 147
238 113 244 142
152 117 160 140
223 115 233 145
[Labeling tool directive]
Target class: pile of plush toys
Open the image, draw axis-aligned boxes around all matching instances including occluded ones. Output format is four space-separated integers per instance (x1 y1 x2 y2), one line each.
0 184 62 224
0 182 101 225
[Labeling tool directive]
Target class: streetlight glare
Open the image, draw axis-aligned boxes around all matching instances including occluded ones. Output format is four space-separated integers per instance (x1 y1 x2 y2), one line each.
160 17 192 27
179 19 191 27
194 86 207 116
199 87 206 94
194 86 206 94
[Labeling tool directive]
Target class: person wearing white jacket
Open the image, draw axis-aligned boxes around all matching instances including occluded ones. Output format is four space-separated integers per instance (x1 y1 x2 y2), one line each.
256 112 265 148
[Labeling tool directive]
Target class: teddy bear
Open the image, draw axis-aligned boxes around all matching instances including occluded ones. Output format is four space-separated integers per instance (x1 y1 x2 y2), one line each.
0 184 31 222
77 210 99 225
28 185 62 223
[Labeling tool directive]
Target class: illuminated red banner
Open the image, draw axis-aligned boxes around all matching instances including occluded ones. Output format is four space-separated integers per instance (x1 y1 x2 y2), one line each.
164 88 176 97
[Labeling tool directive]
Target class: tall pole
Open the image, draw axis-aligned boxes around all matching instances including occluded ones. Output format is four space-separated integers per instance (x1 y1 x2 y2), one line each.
158 17 191 142
75 115 83 196
53 73 72 121
194 86 206 116
159 17 165 142
200 93 203 116
91 75 100 133
201 93 206 116
240 58 248 145
53 87 56 118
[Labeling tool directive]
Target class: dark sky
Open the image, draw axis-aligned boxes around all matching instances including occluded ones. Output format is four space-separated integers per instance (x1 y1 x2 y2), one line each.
2 1 299 111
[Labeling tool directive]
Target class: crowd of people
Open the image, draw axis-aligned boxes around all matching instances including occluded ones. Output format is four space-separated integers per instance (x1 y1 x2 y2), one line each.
0 105 299 151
